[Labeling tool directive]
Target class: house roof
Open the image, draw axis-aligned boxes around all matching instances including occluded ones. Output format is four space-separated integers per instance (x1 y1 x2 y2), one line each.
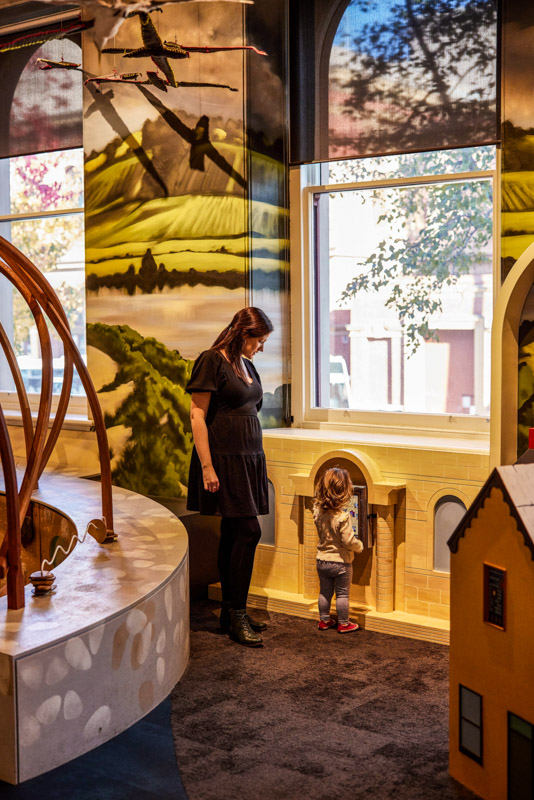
448 464 534 560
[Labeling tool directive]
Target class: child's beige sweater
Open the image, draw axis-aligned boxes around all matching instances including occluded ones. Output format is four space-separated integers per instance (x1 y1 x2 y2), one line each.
314 507 364 563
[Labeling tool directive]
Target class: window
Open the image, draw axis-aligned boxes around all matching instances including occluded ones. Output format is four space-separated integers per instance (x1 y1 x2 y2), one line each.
508 713 534 800
0 149 85 400
292 144 497 431
434 496 466 574
459 685 483 764
0 22 84 411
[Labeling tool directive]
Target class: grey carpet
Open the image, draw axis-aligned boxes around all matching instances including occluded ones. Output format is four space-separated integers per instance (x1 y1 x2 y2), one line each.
171 600 478 800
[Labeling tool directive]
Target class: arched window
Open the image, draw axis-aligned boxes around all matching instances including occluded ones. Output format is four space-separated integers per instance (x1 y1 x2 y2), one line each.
327 0 498 161
258 479 276 546
434 495 466 573
0 20 84 403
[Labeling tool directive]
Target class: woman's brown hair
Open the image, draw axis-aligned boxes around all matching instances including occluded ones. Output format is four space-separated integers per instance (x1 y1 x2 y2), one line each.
313 467 353 512
211 307 273 382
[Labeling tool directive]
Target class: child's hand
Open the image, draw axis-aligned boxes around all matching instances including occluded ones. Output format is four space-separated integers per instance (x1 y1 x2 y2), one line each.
202 465 219 492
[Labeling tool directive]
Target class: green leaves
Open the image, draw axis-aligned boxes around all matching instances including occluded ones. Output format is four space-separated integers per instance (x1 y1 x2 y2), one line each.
87 323 194 497
340 152 493 355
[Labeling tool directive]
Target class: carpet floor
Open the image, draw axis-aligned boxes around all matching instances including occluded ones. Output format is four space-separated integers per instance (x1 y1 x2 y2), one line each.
171 600 479 800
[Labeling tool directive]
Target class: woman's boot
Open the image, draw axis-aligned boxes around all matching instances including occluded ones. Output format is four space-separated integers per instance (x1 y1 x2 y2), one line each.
221 602 267 633
245 612 267 632
229 609 263 647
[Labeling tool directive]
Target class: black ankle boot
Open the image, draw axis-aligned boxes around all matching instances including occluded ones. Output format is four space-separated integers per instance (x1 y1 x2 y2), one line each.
221 603 267 633
219 602 231 633
229 609 263 647
245 612 267 632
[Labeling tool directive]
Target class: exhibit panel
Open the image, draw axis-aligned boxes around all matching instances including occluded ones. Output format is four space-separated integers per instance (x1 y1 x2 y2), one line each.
206 429 488 644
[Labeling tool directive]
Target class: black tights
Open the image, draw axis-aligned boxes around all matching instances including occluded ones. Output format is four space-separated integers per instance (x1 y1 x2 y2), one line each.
218 516 262 610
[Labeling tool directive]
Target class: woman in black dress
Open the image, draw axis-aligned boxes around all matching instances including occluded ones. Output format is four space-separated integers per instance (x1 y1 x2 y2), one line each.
186 307 273 647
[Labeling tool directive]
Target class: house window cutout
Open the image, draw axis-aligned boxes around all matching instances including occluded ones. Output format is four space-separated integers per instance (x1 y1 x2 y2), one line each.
508 713 534 800
258 479 275 546
484 563 506 630
459 685 483 764
434 496 466 573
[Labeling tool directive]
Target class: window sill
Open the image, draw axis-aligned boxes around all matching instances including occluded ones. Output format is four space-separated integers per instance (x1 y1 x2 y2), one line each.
263 425 490 455
4 409 94 432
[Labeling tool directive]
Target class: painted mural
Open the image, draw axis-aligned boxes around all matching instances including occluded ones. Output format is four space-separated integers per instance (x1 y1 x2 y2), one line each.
83 3 289 498
502 3 534 282
503 5 534 458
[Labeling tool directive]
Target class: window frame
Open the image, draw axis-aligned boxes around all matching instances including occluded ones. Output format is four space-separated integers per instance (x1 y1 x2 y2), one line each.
0 157 87 420
459 684 483 765
432 494 467 575
290 158 500 437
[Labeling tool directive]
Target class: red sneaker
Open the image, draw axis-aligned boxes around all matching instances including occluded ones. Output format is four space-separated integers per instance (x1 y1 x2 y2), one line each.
318 619 336 631
337 621 360 634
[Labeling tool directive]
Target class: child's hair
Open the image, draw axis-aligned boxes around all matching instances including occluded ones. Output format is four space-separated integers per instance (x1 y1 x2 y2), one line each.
313 467 353 512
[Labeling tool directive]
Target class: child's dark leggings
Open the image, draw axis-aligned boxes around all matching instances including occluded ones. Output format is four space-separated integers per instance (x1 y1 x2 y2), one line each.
218 516 262 610
317 560 353 624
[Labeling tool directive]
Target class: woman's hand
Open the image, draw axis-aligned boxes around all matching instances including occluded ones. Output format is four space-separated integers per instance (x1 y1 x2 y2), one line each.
202 465 219 492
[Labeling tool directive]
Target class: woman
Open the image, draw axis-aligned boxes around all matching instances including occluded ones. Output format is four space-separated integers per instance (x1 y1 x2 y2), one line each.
186 307 273 647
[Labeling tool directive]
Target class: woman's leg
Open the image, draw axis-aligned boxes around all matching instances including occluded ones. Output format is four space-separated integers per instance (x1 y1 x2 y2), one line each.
227 516 262 609
218 517 235 605
317 561 336 621
334 563 353 625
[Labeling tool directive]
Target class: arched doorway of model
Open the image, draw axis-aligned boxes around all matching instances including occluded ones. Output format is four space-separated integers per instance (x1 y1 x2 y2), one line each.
291 448 405 614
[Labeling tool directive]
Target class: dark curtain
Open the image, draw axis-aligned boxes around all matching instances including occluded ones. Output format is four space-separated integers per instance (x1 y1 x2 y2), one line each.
290 0 499 164
0 27 82 158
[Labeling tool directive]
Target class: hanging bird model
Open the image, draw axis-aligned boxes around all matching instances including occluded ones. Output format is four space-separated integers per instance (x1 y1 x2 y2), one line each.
101 10 266 88
36 57 83 70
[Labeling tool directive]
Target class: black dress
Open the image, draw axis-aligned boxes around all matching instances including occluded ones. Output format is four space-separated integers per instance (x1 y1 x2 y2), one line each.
186 349 269 517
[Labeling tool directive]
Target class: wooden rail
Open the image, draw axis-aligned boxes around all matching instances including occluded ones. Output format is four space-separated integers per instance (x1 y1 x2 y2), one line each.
0 236 115 609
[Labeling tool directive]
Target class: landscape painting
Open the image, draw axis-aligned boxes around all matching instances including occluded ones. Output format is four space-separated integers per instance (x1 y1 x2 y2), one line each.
83 3 288 498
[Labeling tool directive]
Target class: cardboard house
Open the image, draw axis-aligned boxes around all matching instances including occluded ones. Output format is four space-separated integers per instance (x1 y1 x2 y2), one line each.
448 464 534 800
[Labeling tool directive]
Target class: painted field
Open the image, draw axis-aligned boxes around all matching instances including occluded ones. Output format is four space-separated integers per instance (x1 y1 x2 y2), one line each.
502 172 534 260
85 195 287 277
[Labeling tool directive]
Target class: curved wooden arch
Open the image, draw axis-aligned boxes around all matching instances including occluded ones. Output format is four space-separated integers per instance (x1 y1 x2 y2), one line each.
0 262 53 526
0 322 33 462
0 407 24 609
0 245 113 535
0 236 115 609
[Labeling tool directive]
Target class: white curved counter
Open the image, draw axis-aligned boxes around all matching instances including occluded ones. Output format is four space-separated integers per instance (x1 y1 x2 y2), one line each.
0 471 189 785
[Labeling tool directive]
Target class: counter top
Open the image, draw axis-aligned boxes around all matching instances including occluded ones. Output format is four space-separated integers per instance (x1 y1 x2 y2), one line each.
0 471 188 658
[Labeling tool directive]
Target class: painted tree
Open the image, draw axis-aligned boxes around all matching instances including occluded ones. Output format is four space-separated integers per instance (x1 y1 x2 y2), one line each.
87 323 194 498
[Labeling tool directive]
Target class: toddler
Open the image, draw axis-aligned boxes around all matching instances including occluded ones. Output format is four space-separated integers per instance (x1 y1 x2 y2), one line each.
314 467 363 633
